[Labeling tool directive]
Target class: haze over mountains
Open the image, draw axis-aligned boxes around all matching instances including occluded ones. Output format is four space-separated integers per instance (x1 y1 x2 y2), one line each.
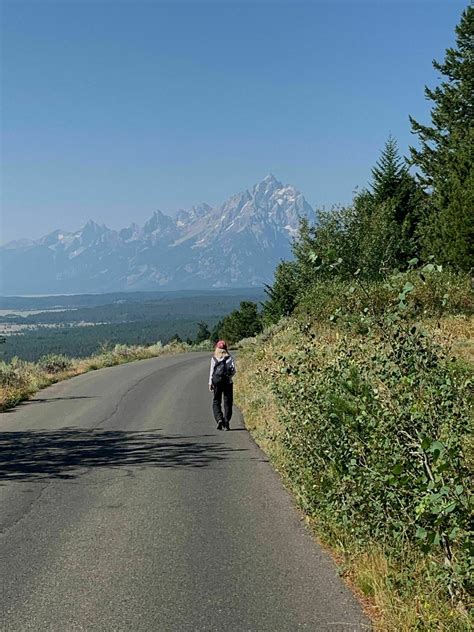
1 175 315 295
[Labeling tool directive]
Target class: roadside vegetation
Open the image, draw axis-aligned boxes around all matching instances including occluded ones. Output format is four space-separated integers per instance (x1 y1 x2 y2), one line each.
238 273 472 630
237 8 473 630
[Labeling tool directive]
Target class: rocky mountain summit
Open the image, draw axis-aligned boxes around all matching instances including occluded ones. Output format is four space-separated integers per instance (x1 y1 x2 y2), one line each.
1 175 315 294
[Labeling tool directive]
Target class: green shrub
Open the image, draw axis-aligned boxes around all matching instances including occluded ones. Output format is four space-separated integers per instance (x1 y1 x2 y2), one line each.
38 354 74 374
244 265 473 612
270 314 472 603
296 267 472 326
192 339 214 352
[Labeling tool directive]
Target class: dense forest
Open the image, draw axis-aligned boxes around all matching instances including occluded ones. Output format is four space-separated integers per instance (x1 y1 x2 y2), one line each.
1 291 264 326
0 287 264 311
0 320 212 362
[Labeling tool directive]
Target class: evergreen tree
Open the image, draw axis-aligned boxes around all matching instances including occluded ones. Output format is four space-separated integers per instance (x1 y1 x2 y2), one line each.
370 135 424 238
214 301 262 344
371 135 406 202
354 195 409 278
409 6 473 270
195 321 211 343
262 261 299 325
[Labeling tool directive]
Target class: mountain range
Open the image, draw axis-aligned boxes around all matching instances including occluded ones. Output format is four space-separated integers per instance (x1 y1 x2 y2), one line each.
0 175 315 295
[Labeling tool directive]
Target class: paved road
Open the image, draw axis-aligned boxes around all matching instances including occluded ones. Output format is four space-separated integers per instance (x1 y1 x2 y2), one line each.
0 353 369 631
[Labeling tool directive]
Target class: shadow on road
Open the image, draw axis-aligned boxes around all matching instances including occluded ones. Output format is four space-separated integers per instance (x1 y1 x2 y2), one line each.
0 428 245 482
2 396 98 412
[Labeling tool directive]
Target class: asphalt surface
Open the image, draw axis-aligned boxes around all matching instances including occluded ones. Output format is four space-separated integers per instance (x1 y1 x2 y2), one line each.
0 353 370 631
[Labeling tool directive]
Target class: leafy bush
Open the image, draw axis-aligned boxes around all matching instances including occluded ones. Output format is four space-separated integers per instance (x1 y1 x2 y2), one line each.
91 340 190 367
238 266 473 626
273 322 472 597
38 354 73 374
296 266 472 326
262 261 300 326
0 357 48 409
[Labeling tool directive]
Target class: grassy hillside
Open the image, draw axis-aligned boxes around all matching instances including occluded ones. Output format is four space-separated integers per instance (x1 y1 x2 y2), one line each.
236 271 473 631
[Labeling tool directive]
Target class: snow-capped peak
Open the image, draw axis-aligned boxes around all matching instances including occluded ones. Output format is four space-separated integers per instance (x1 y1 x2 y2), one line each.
1 175 316 294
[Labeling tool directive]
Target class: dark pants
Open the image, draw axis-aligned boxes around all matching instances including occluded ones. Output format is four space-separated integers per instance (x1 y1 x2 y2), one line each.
212 382 233 424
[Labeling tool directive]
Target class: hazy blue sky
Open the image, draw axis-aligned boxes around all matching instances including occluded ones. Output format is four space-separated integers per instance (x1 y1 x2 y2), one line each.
1 0 467 242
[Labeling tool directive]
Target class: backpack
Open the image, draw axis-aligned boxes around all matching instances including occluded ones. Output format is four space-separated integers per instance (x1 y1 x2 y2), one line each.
212 357 230 386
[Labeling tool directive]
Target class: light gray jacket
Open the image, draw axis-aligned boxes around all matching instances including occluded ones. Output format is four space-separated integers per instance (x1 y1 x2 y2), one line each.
209 351 236 386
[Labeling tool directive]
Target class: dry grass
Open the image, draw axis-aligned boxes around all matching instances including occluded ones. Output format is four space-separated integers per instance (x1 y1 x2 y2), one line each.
340 548 471 631
423 315 474 364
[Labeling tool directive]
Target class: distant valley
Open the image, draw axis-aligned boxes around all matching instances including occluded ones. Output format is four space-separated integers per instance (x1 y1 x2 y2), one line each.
0 288 264 362
1 175 315 295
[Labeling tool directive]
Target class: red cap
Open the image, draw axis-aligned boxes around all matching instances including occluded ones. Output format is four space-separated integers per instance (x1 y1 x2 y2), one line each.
216 340 227 349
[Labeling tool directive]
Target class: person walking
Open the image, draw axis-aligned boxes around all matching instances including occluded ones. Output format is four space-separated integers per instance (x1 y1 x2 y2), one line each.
209 340 236 431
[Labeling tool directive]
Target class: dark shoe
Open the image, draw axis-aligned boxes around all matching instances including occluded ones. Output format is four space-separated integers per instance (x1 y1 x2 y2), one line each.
217 421 223 430
223 420 230 431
